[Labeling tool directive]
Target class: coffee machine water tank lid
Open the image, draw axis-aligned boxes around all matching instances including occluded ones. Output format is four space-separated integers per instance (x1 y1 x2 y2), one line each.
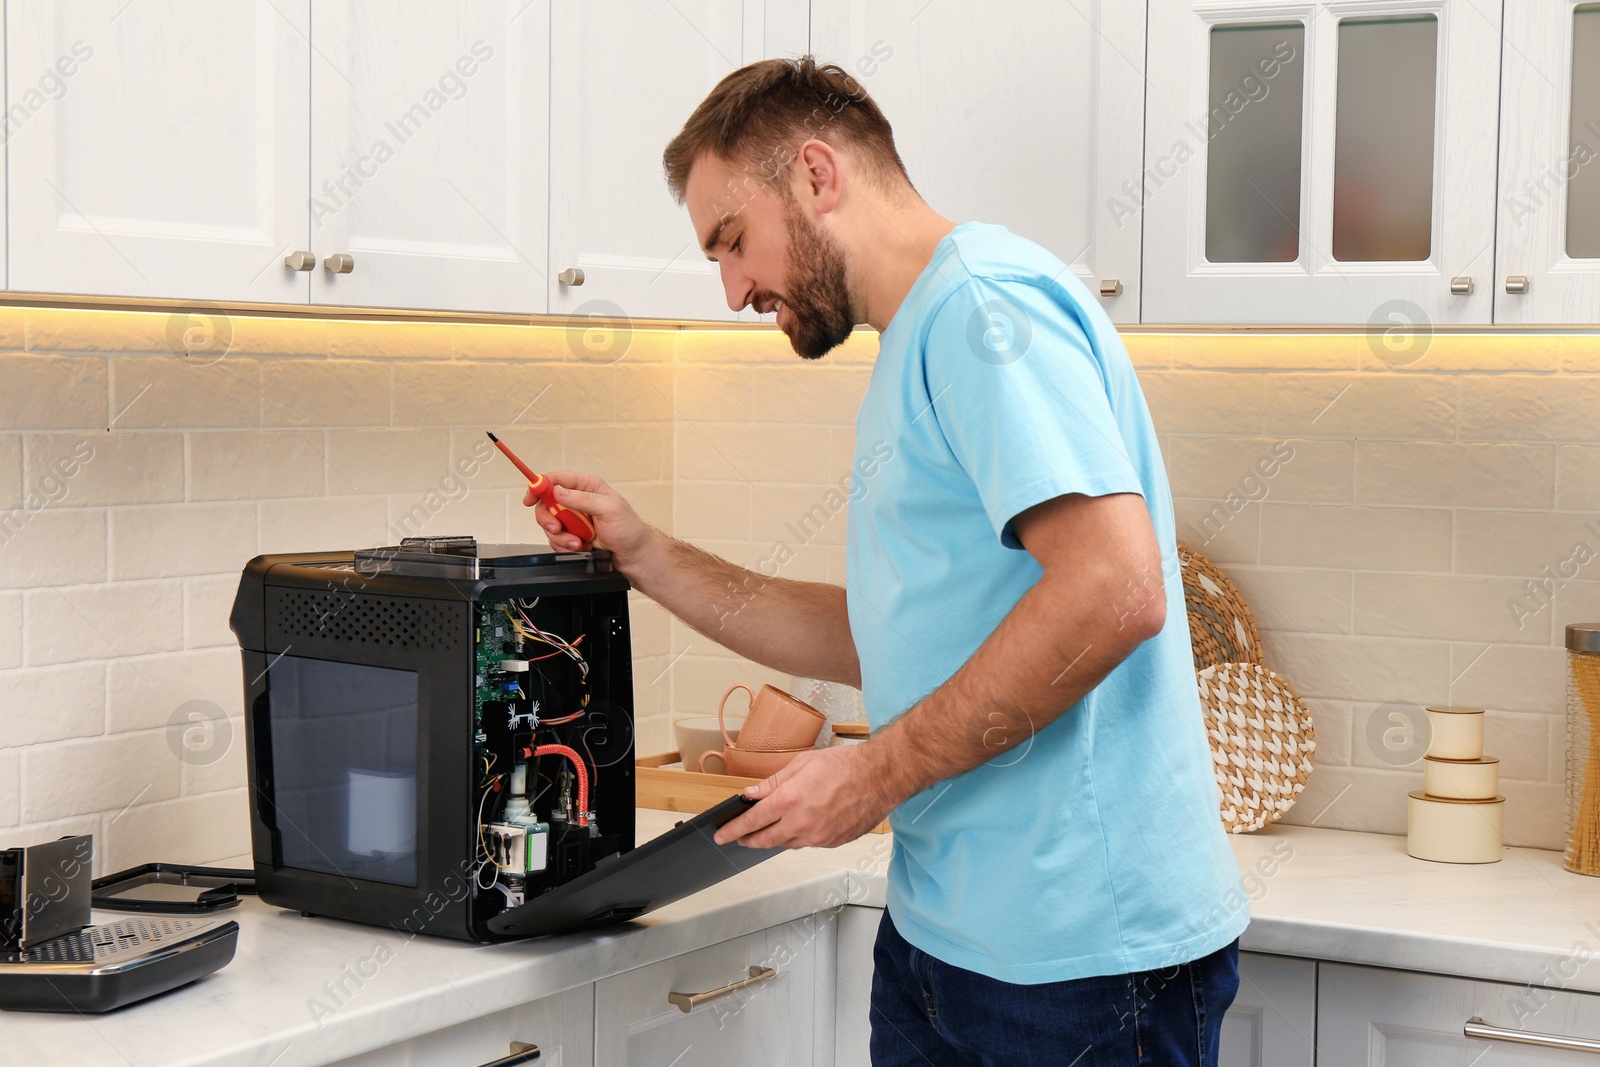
353 537 609 577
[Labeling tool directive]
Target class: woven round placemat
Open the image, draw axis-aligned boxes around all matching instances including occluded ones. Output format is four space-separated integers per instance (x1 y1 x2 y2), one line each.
1179 543 1264 671
1196 662 1316 834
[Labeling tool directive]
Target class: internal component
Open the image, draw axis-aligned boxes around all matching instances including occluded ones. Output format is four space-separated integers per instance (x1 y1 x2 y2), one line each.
471 597 620 919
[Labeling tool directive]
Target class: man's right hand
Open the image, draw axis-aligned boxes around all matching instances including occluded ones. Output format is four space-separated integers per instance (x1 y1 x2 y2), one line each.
524 471 655 572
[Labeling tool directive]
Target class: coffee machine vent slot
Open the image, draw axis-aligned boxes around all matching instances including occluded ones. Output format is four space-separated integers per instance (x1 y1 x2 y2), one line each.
266 589 458 650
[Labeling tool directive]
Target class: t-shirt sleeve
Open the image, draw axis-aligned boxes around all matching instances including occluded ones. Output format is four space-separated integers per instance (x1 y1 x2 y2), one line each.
922 276 1144 549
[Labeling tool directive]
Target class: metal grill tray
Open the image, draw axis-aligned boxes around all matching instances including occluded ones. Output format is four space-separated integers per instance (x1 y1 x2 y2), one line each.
0 916 239 1013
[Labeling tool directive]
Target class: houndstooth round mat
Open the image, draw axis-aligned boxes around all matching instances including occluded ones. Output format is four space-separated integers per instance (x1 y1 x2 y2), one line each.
1196 662 1316 834
1179 543 1264 671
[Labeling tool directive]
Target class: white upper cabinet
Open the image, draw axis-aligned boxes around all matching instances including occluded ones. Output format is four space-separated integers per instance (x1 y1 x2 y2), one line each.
548 1 807 324
309 2 550 315
1142 0 1502 325
7 0 311 304
1496 1 1600 324
811 0 1147 324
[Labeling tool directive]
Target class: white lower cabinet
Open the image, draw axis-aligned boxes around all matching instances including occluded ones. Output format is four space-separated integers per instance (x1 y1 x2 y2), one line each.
594 917 834 1067
1222 952 1317 1067
834 906 880 1067
1318 961 1600 1065
326 982 593 1066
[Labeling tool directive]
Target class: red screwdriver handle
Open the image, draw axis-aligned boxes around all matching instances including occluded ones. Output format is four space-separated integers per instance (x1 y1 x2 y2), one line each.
487 432 597 543
527 472 596 542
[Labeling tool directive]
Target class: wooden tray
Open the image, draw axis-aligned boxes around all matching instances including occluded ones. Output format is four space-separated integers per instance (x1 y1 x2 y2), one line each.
636 752 890 834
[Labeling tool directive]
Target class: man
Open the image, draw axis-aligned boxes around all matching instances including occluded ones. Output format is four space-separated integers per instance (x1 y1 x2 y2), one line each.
529 57 1248 1066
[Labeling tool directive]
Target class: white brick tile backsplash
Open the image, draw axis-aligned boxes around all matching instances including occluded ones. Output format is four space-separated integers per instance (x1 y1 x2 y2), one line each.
566 424 668 483
675 423 831 483
0 355 107 430
1558 445 1600 511
1259 504 1451 573
0 435 20 510
111 503 258 580
1457 374 1600 442
189 430 327 501
22 730 181 823
0 508 107 588
184 574 243 650
99 790 250 871
675 481 752 541
1259 631 1448 705
675 365 753 422
107 648 242 734
386 486 507 543
1173 498 1259 563
1275 765 1408 836
507 363 615 425
615 363 676 421
258 496 389 555
1137 370 1266 433
1502 781 1565 852
1302 699 1352 765
28 432 184 506
1449 642 1567 716
1482 710 1553 781
751 364 872 425
1357 440 1557 509
259 360 391 428
0 663 104 747
325 428 452 495
1354 572 1552 645
110 356 259 429
0 592 18 669
1165 437 1353 503
1453 510 1600 579
1226 566 1353 634
181 717 246 797
392 361 511 427
24 581 184 666
0 749 18 829
1263 373 1457 439
5 318 1599 858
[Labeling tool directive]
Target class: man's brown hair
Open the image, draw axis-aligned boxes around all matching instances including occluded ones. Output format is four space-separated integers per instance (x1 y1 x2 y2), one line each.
663 55 909 205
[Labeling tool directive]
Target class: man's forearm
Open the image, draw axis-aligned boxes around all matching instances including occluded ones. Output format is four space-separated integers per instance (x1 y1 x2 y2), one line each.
865 564 1163 804
628 529 860 686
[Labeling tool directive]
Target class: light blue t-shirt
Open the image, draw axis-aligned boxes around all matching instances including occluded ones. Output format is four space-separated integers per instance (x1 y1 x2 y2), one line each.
845 222 1248 985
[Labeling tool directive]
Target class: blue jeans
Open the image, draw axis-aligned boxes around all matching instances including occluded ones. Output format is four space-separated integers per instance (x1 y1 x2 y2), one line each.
870 910 1240 1067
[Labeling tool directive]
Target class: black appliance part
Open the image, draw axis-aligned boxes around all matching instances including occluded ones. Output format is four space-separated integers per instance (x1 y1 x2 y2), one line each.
91 864 256 915
0 916 239 1013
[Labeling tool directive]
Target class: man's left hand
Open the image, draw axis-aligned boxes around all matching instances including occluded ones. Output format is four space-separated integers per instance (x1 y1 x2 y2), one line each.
712 742 901 850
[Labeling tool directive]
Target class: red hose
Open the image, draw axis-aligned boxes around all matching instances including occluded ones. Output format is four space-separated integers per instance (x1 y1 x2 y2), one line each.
528 744 589 826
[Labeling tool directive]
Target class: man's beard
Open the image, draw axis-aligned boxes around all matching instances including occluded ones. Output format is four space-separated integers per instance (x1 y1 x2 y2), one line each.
759 203 856 360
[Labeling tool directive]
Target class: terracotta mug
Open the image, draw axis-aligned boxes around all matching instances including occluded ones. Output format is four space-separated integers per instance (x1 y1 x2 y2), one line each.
698 744 810 778
718 683 824 752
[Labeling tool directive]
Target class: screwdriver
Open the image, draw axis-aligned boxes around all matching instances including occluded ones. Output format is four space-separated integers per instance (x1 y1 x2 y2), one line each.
485 431 597 542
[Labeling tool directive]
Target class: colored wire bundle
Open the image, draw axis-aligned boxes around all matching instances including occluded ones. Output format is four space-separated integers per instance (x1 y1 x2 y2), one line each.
501 604 588 681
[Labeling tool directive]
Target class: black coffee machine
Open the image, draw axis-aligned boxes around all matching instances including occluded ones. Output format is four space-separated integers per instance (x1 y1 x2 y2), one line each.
231 537 643 941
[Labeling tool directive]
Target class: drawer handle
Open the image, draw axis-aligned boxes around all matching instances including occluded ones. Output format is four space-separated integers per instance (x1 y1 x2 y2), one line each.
1465 1016 1600 1053
668 965 777 1013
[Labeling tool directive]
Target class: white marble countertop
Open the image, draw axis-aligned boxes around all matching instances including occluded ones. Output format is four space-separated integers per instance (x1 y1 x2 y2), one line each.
7 814 1600 1066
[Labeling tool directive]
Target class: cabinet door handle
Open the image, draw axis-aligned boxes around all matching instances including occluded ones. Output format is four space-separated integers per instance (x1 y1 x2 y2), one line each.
1464 1016 1600 1053
1449 276 1475 296
473 1042 540 1066
1098 278 1123 298
667 965 777 1013
324 252 355 274
558 267 585 286
284 250 315 271
1505 275 1530 295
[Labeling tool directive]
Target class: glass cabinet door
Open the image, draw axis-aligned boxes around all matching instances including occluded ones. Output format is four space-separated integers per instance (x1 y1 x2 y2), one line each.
1142 0 1501 325
1495 0 1600 324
